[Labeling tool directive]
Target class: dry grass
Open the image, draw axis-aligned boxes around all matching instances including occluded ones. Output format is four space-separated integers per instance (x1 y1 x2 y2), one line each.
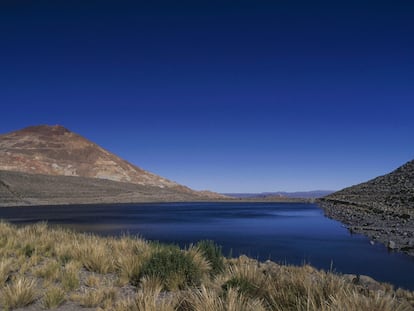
1 276 37 309
34 259 61 282
72 236 115 274
112 276 177 311
42 285 66 309
0 221 413 311
71 287 117 308
61 261 81 291
180 285 267 311
0 259 13 287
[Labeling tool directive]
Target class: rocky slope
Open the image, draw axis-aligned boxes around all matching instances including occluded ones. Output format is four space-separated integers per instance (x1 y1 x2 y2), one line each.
319 159 414 256
0 125 226 206
0 170 219 206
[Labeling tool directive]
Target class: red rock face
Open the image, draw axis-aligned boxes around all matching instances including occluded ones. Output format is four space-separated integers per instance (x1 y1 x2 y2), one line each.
0 125 185 189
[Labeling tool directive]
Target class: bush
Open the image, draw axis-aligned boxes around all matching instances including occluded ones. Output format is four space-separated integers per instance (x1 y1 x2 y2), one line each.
138 247 202 290
196 240 225 276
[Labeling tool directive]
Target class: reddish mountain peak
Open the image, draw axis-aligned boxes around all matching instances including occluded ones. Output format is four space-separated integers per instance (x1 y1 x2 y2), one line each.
0 124 182 188
18 124 71 136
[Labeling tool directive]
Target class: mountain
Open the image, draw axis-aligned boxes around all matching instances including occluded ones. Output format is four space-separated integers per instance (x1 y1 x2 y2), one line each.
0 125 182 188
319 159 414 256
0 125 226 206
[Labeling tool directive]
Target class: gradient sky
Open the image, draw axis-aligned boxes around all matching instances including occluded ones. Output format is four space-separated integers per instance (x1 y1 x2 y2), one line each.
1 1 413 192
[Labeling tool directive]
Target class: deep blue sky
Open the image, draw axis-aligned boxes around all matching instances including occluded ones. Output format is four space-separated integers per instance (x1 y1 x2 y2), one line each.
1 1 413 192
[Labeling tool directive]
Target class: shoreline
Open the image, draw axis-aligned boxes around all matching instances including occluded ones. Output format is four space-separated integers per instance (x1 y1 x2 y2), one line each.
318 199 414 258
0 197 311 208
0 221 412 310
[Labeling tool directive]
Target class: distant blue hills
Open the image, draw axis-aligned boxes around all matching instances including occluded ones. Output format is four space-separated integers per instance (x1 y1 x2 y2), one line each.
223 190 334 199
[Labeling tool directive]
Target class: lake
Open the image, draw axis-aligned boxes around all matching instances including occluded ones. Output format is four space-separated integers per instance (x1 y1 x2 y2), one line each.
1 202 413 290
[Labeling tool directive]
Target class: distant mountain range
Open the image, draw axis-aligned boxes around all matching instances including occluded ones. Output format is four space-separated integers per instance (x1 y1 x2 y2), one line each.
225 190 334 199
0 125 226 206
320 159 414 256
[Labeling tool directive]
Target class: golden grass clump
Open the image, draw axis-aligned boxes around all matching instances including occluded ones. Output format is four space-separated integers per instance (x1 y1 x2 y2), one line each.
34 259 61 282
72 236 115 274
113 276 177 311
60 261 81 291
187 245 212 278
42 285 66 309
1 276 37 309
0 259 13 287
85 274 101 288
71 287 117 308
182 285 267 311
326 290 413 311
0 222 17 256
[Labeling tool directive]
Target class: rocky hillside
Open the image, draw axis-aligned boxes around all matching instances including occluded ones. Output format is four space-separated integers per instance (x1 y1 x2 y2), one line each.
0 125 183 187
0 170 219 206
319 159 414 256
0 125 226 205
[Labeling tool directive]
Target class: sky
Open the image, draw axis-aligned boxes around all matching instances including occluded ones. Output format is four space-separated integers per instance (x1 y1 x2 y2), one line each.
0 1 413 193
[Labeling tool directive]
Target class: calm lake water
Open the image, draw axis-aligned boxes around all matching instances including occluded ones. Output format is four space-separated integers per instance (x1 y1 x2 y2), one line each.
1 202 413 290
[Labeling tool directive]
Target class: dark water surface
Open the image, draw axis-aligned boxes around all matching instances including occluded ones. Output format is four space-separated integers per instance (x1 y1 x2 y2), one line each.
1 202 413 289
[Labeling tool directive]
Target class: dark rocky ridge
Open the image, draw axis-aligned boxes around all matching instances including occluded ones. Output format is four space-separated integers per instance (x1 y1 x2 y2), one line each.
319 159 414 257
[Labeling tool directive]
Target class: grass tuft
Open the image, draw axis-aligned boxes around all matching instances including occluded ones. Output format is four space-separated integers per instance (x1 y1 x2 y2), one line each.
73 237 115 274
196 240 225 276
1 276 37 309
71 287 117 308
43 285 66 309
113 276 176 311
0 259 13 287
60 261 80 291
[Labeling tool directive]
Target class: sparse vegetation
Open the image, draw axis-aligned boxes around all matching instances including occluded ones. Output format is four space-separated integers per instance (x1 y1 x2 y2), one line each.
42 285 65 309
61 261 81 291
71 287 116 308
0 221 413 310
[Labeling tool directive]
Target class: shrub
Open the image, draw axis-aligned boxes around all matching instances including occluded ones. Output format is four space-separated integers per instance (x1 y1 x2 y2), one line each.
138 247 203 290
196 240 225 276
